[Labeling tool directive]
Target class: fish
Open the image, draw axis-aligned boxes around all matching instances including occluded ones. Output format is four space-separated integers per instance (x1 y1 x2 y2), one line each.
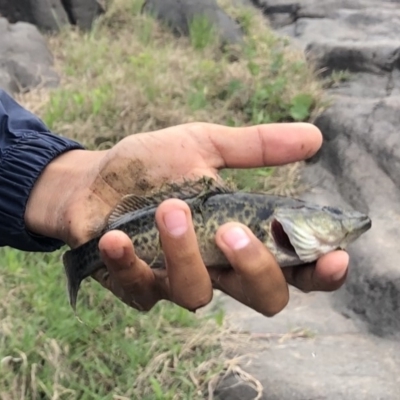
62 177 372 310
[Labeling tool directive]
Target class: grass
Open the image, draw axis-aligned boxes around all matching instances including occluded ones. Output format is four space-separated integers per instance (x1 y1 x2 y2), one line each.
18 0 324 190
0 248 233 399
3 0 326 398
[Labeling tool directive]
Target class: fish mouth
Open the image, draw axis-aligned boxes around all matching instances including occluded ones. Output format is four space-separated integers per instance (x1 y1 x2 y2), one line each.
271 212 372 263
339 214 372 248
354 215 372 234
271 219 297 256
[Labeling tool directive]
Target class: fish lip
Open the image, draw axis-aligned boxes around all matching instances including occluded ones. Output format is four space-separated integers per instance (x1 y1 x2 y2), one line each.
357 215 372 233
338 214 372 249
348 213 372 237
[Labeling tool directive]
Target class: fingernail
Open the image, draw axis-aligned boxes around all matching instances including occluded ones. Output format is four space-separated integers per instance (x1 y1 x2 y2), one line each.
332 267 348 281
104 247 124 260
222 227 250 250
163 209 188 237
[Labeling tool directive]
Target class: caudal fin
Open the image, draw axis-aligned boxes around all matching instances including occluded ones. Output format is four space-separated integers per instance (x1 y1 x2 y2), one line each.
62 250 83 311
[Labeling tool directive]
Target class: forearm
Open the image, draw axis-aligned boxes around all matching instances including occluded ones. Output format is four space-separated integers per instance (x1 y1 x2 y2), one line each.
0 90 84 252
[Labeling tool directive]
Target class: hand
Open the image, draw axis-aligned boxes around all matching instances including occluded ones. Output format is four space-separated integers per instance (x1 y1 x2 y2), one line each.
25 122 349 315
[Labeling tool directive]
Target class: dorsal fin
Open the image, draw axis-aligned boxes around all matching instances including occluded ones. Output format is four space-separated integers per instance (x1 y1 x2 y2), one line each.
106 176 234 225
156 176 234 198
107 194 157 225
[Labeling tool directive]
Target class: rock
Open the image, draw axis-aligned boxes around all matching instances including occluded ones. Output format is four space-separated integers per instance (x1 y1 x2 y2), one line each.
217 288 400 400
60 0 104 30
0 0 70 32
304 96 400 338
0 18 59 93
258 0 400 339
142 0 243 45
215 0 400 398
248 0 400 339
250 0 300 28
0 70 15 94
214 371 263 400
0 0 103 32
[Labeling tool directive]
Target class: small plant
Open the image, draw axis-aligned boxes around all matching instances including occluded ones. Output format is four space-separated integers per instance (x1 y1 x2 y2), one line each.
235 8 253 35
323 69 351 88
289 93 314 121
188 14 218 50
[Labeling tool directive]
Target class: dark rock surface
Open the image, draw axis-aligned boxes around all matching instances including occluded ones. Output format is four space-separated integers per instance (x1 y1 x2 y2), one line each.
0 18 59 93
0 0 69 32
217 0 400 398
142 0 243 44
216 289 400 400
0 0 103 32
265 0 400 339
61 0 104 30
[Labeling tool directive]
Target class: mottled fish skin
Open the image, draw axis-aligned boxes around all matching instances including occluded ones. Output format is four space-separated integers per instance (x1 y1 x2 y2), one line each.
62 181 372 310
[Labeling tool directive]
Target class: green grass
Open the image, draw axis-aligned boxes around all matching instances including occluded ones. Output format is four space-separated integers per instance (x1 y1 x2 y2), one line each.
0 248 228 399
4 0 327 398
21 0 323 190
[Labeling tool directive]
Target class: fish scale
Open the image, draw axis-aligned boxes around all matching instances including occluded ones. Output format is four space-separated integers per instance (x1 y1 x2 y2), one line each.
62 178 372 311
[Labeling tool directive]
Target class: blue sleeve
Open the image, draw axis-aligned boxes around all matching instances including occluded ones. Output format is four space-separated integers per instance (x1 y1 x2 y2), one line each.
0 89 85 252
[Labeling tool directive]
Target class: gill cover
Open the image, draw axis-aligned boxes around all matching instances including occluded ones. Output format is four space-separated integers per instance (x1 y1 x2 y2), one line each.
274 210 337 263
272 204 371 264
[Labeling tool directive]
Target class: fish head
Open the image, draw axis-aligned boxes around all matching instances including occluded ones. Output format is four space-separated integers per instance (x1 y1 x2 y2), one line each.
267 204 371 264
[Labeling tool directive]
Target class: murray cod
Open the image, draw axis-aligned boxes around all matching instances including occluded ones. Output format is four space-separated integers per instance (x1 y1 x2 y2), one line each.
63 178 372 310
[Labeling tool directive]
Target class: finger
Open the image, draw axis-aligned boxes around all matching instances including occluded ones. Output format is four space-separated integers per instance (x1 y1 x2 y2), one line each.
155 199 213 311
282 250 349 292
98 230 165 310
211 222 289 317
187 122 322 168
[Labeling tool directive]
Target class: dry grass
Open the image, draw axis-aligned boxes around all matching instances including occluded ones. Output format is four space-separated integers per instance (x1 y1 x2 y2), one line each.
16 0 324 148
16 0 325 191
2 0 327 398
0 248 257 400
0 245 271 399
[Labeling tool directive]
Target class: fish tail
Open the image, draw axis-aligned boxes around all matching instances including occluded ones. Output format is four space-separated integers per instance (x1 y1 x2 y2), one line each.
62 250 83 311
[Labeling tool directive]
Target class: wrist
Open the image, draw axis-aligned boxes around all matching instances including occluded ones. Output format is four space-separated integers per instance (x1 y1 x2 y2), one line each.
24 149 104 244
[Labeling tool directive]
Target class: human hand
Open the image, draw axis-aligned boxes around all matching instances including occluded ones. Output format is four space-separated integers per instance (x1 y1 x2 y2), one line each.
25 122 349 315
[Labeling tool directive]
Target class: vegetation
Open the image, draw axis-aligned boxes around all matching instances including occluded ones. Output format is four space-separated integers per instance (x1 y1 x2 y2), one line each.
0 248 233 399
1 0 325 398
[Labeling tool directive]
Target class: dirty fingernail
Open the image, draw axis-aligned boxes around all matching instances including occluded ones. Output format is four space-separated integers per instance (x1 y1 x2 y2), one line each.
104 247 124 260
164 209 188 237
222 227 250 250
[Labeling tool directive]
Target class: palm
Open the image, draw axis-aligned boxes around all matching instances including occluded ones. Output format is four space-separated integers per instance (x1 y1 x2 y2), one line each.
98 124 224 198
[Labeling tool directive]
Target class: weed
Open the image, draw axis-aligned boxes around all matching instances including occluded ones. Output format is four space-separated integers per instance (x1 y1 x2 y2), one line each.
323 69 352 88
189 14 218 50
0 248 231 399
20 0 323 151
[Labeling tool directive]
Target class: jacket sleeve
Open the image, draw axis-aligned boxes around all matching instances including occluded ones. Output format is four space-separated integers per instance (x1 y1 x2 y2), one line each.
0 89 85 252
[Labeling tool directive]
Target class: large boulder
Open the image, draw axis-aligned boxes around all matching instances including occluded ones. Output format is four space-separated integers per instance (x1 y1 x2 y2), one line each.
216 0 400 398
61 0 105 30
217 288 400 400
0 0 103 32
0 18 59 93
274 0 400 338
0 0 69 31
249 0 400 341
142 0 243 45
